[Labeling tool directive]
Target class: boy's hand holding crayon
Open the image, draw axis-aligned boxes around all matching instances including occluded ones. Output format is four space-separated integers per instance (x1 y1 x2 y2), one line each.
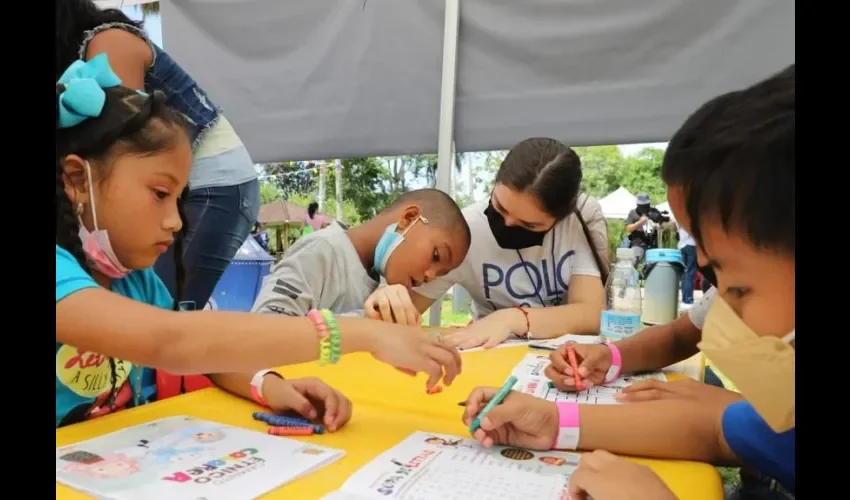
460 387 557 450
546 343 612 391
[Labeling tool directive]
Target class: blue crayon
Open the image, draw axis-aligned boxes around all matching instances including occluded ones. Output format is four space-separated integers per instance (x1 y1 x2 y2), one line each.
251 412 324 434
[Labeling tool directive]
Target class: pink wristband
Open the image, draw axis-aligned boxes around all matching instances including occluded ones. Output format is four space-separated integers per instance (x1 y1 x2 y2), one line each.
604 341 623 383
553 402 581 450
250 369 283 407
307 309 329 338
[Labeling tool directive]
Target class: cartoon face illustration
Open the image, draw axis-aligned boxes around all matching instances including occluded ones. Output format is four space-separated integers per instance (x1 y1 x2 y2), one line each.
63 453 141 479
539 456 566 466
424 437 463 447
150 446 207 466
191 430 225 443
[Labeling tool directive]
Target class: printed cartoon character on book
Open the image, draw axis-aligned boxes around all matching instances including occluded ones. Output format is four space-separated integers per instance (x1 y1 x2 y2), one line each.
58 450 158 492
423 437 472 448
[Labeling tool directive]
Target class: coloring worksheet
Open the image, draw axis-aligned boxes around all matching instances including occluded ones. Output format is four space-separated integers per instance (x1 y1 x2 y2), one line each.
511 354 667 404
56 416 344 500
322 432 579 500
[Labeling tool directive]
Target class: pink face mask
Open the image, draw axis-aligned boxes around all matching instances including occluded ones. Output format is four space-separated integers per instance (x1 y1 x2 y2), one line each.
77 161 131 279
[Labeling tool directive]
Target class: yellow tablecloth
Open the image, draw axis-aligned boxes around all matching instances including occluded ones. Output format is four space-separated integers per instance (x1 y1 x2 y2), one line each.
56 346 723 499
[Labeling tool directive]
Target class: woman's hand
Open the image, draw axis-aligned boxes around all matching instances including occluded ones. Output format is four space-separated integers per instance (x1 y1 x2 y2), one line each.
262 376 353 432
368 325 462 389
445 308 526 350
461 386 558 450
364 284 421 326
545 343 612 391
616 378 743 406
568 450 676 500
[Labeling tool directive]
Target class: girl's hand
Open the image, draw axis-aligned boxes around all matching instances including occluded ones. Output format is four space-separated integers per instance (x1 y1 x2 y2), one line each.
263 376 352 432
568 450 676 500
461 386 558 450
445 308 525 350
368 326 462 389
545 343 612 391
364 284 421 326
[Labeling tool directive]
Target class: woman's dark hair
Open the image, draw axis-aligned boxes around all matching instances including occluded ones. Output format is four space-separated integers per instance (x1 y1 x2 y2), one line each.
56 83 189 424
307 202 319 219
56 0 142 80
662 64 794 257
495 138 609 283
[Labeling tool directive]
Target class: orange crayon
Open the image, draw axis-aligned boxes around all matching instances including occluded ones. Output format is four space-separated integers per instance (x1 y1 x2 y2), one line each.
566 345 584 391
268 426 314 436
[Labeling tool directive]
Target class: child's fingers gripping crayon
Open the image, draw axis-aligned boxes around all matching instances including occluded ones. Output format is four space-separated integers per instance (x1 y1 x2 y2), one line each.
566 346 584 391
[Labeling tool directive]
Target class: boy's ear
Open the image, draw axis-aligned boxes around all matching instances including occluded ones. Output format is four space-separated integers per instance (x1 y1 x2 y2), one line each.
396 205 422 230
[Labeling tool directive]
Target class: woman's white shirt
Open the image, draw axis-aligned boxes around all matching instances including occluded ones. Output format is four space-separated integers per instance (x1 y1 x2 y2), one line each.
414 196 604 320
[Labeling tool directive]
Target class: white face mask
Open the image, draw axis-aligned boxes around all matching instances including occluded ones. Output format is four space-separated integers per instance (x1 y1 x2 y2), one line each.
77 161 131 279
698 296 795 432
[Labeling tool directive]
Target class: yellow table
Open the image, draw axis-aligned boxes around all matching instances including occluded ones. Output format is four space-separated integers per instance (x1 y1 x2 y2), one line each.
56 347 723 499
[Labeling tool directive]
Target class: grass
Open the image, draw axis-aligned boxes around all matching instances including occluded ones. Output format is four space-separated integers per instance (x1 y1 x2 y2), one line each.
422 298 472 327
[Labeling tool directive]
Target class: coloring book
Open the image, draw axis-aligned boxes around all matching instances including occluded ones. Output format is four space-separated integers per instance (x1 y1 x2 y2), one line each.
322 431 579 499
56 416 344 499
511 353 667 404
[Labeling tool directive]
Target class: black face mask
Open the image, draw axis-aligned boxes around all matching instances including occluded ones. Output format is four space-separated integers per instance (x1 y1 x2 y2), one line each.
484 201 547 250
699 264 717 288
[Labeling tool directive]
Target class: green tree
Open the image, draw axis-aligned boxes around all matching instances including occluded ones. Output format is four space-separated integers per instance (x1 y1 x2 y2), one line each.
620 147 667 204
574 145 626 198
259 181 282 204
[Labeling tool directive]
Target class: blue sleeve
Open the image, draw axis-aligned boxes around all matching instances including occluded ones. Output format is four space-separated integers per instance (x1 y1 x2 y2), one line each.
56 245 99 303
722 401 795 492
138 269 175 310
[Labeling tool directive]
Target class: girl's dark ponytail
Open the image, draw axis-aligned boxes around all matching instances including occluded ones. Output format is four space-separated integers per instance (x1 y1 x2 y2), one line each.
55 83 87 272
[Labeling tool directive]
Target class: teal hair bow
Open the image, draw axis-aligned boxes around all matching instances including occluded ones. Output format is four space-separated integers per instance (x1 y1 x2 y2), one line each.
57 53 122 129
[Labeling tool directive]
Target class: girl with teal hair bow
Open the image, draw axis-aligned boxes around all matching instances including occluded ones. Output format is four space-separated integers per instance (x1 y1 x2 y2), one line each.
55 56 462 430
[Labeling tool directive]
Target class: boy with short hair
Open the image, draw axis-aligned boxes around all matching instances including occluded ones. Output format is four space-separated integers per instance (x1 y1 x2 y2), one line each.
252 188 471 323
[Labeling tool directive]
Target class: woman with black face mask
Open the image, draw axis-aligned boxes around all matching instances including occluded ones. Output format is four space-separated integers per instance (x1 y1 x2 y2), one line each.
402 138 610 349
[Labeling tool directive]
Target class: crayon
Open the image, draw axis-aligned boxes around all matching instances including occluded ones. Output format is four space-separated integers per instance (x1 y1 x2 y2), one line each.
469 375 518 433
268 426 314 436
566 345 584 391
426 385 443 395
267 417 325 434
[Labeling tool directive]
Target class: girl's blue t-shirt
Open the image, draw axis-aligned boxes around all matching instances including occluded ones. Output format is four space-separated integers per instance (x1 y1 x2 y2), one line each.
55 245 174 428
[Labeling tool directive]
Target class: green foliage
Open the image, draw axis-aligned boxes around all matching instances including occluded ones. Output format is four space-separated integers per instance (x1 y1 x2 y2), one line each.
259 181 282 204
575 146 667 204
606 219 627 260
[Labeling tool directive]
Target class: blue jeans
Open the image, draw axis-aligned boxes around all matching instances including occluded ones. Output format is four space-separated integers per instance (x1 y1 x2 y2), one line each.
155 179 260 309
680 244 697 304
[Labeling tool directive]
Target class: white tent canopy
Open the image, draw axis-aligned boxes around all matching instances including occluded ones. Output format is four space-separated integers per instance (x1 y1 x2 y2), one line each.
599 187 636 220
160 0 794 164
94 0 156 8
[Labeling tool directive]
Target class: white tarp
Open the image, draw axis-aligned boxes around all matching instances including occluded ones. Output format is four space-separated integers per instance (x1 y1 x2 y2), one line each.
599 187 636 220
160 0 794 163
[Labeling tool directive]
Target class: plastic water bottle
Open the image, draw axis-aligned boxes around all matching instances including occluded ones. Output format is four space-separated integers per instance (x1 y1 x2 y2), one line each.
600 248 642 341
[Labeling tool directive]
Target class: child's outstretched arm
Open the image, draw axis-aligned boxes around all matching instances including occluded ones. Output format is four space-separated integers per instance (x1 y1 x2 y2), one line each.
462 388 736 464
57 288 461 387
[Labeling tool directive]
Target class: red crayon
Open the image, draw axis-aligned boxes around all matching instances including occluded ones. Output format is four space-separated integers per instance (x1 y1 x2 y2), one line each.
426 385 443 395
566 345 584 391
268 426 314 436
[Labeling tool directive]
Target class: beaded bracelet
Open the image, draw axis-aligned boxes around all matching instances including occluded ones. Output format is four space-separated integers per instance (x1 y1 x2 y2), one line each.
319 309 342 365
307 309 333 365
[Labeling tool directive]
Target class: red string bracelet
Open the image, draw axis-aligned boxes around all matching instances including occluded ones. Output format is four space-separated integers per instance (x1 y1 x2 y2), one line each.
512 306 531 338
